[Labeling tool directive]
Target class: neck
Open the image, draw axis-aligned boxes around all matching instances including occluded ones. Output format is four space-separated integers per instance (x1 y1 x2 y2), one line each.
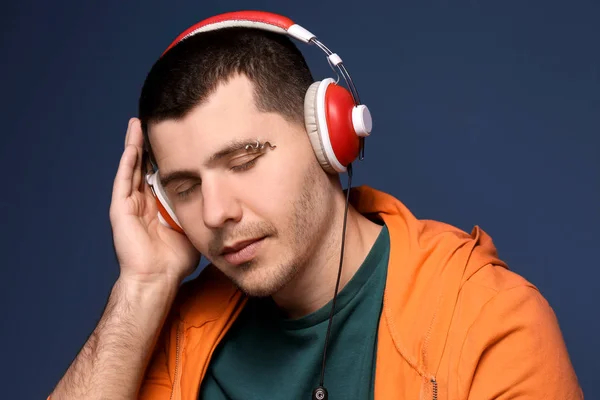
271 188 382 319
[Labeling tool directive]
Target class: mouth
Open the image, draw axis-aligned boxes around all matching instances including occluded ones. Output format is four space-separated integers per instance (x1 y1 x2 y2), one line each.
221 237 266 266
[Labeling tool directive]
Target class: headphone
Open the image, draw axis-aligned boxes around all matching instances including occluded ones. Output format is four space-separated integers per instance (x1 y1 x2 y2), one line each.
145 10 372 235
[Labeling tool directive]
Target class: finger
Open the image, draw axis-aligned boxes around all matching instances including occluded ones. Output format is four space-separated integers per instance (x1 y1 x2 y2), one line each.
127 118 144 147
112 144 138 204
143 173 158 210
129 119 144 191
124 118 136 148
140 149 152 191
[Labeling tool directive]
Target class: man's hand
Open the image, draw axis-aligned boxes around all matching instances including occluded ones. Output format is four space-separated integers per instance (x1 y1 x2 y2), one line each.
111 117 200 285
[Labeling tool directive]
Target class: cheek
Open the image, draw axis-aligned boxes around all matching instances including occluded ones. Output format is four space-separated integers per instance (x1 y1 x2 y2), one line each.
246 152 310 218
180 221 211 254
169 201 210 252
242 171 291 221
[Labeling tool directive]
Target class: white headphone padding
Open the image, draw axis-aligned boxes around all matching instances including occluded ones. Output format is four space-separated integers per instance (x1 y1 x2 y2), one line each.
304 80 336 174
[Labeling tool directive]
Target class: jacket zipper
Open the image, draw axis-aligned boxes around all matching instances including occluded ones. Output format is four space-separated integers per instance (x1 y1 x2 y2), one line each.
431 378 438 400
170 325 182 400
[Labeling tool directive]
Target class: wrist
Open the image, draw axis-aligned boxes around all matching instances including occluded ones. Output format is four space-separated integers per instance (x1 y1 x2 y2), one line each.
118 269 181 290
114 274 180 310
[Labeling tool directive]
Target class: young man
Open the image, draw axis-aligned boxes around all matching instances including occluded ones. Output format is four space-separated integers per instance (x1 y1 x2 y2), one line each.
49 12 582 400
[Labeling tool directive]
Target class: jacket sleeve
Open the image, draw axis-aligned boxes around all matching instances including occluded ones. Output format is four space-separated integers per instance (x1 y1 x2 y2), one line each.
459 285 583 399
137 322 174 399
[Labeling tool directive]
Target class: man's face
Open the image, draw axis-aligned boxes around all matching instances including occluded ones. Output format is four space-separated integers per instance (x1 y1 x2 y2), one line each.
149 74 336 297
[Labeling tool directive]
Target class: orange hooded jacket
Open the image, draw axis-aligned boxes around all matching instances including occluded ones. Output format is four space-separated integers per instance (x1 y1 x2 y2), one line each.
54 186 584 399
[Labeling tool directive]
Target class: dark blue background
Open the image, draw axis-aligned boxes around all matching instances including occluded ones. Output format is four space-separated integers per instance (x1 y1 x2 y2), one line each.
1 1 597 398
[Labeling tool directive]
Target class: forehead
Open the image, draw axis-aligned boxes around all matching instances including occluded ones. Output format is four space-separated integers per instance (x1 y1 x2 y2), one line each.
148 76 261 164
147 74 304 172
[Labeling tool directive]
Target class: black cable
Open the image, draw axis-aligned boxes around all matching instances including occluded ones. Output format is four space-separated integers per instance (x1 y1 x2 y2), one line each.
313 163 353 400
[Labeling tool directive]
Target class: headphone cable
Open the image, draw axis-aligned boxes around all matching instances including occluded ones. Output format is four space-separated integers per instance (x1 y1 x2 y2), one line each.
312 163 353 400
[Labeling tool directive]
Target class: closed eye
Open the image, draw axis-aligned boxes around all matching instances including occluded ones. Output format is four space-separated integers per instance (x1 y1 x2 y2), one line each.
174 154 263 200
230 155 261 172
176 183 199 200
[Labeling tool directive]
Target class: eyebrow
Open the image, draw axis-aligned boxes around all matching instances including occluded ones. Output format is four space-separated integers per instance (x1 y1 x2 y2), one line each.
158 138 261 188
159 169 200 189
208 138 261 163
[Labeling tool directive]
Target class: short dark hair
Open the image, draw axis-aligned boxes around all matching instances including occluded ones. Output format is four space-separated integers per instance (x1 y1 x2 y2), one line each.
138 27 314 155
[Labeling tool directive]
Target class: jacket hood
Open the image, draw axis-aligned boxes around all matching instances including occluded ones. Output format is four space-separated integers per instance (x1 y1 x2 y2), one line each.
349 185 508 378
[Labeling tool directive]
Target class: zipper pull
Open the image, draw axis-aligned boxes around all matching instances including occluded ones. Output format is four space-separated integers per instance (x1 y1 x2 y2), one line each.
430 378 438 400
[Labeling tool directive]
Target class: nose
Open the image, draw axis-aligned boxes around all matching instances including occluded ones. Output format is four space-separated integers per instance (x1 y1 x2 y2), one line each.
201 178 242 228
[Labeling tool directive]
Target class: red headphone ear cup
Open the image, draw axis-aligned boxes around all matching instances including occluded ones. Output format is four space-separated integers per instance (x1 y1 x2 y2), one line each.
155 198 185 234
323 82 360 168
304 78 360 174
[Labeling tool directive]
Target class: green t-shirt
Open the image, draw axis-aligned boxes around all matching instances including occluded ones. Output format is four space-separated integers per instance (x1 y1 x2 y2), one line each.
199 223 390 400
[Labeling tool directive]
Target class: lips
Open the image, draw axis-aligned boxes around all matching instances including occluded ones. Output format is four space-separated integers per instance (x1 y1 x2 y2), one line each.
221 237 265 265
222 238 262 254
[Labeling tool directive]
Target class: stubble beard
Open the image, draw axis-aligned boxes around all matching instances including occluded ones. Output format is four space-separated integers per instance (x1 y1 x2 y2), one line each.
232 165 333 298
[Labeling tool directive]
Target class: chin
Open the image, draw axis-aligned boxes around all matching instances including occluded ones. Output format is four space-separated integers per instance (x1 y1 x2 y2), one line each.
229 258 299 298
